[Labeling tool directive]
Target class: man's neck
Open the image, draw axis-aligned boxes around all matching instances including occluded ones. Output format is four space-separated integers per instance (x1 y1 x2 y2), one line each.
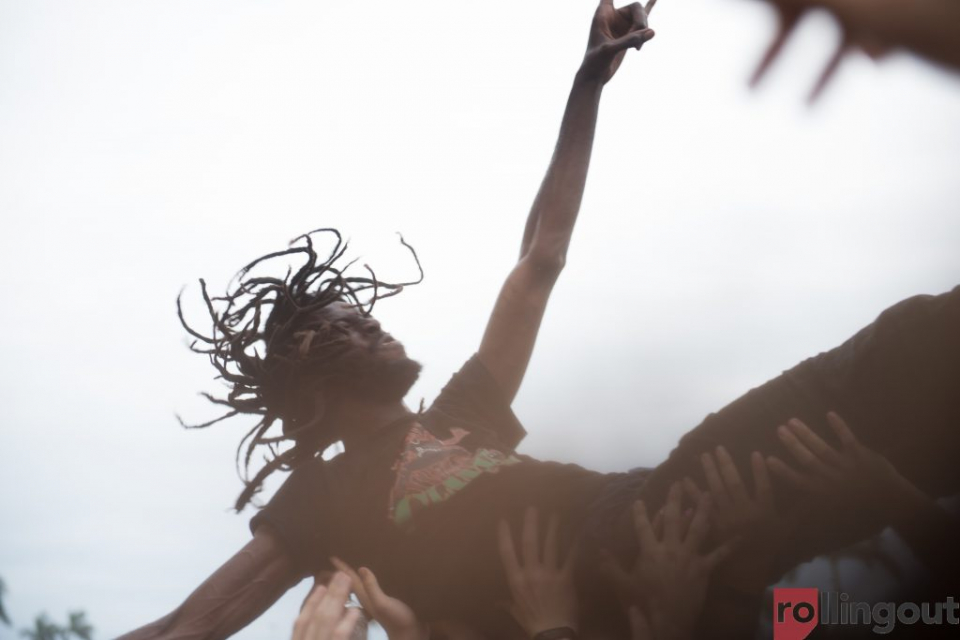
334 397 414 451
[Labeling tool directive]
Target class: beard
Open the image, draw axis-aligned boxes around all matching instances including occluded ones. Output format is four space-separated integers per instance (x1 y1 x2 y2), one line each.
345 354 422 404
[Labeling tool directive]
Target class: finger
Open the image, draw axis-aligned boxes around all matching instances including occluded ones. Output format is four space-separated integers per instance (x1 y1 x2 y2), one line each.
786 418 843 466
357 567 389 615
663 483 683 543
704 536 740 569
700 452 732 512
332 608 361 640
521 506 540 568
682 477 704 504
603 28 656 54
360 567 390 613
293 585 328 640
750 10 801 87
826 411 860 449
751 451 774 511
312 573 352 635
777 424 823 470
631 500 658 549
628 605 654 640
321 572 352 606
330 557 370 610
300 582 328 614
651 509 664 538
544 513 560 569
766 455 816 491
624 2 649 30
716 446 750 506
684 493 713 550
644 0 657 16
808 40 849 104
313 570 334 586
497 519 523 581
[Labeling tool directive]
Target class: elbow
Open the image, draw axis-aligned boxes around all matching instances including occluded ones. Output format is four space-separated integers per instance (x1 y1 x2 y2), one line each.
523 250 566 283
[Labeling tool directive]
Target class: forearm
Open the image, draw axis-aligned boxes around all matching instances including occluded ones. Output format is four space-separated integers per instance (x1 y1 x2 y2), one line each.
519 71 604 264
118 530 299 640
119 561 296 640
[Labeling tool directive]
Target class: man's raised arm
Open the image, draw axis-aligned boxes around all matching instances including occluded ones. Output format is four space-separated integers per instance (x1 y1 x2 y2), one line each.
478 0 655 402
118 526 300 640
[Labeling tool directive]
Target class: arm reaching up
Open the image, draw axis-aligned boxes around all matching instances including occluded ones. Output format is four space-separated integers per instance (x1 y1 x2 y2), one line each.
480 0 656 401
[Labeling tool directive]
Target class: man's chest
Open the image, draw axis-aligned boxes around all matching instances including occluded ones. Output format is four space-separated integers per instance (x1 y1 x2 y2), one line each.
388 421 521 528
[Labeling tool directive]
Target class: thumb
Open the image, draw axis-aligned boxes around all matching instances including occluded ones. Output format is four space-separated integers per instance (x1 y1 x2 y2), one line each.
330 557 371 610
604 28 655 53
358 567 389 610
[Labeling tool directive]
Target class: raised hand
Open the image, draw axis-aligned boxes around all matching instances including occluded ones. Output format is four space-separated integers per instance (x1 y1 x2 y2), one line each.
766 412 917 516
292 572 361 640
602 485 734 640
580 0 657 84
751 0 960 100
686 447 777 542
497 507 579 639
330 558 426 640
684 446 795 621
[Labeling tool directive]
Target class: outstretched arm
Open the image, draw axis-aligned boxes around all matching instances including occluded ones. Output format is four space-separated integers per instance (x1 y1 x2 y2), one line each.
479 0 656 402
118 526 301 640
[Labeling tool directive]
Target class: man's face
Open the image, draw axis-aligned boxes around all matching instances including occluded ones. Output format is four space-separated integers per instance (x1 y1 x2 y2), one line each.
320 300 406 359
310 301 421 402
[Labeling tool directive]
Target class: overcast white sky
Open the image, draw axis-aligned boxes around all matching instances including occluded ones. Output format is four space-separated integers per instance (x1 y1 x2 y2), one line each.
1 0 958 638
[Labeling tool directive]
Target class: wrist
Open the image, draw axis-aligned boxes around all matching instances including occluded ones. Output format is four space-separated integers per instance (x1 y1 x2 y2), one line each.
572 67 605 93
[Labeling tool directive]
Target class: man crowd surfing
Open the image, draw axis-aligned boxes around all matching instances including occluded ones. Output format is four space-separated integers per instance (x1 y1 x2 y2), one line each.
120 0 960 638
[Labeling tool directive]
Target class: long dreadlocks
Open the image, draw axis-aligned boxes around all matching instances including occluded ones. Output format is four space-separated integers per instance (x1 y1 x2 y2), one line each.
177 228 423 511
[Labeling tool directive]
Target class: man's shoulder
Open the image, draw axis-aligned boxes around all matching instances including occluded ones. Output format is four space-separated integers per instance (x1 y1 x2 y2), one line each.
419 354 527 451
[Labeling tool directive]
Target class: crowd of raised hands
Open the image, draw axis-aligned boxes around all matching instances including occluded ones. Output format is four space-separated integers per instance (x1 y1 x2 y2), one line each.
290 412 958 640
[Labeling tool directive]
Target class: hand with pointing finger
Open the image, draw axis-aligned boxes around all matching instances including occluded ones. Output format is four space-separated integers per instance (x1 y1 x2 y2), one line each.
580 0 658 84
